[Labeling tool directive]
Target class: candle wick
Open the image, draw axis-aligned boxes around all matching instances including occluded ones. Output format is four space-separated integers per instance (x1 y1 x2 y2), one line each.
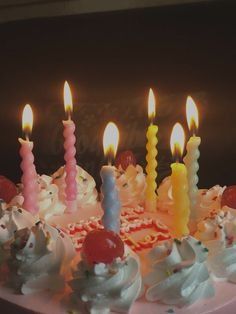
106 149 114 166
191 121 197 137
108 155 112 166
149 111 155 125
67 108 72 121
24 130 30 141
174 154 180 163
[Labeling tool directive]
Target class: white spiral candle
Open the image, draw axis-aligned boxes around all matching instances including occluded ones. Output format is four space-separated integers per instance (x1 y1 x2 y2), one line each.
184 96 201 220
184 136 201 219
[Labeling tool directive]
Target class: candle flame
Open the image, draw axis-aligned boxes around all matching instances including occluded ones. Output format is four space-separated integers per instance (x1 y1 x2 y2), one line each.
170 122 185 161
22 104 33 139
148 88 156 122
64 81 73 118
186 96 199 135
103 122 119 163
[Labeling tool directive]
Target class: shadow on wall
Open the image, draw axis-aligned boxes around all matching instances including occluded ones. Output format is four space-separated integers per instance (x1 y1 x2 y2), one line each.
0 2 236 188
37 91 206 188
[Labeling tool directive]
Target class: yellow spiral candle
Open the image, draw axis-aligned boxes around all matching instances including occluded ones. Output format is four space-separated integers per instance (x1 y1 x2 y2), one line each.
170 123 190 238
145 89 158 212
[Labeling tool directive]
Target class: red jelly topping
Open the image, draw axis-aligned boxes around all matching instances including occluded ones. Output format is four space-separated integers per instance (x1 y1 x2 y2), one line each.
115 150 137 170
0 176 17 203
221 186 236 209
82 229 124 264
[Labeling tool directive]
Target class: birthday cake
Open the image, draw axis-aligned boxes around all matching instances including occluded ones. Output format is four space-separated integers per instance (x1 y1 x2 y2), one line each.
0 161 236 314
1 91 236 314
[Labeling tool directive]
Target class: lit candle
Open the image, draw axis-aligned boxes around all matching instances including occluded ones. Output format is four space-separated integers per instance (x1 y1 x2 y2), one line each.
63 81 77 212
145 88 158 212
19 104 38 214
170 123 190 238
100 122 121 233
183 96 201 220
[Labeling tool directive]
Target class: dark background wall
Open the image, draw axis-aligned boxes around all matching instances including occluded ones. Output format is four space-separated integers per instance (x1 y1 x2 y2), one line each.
0 0 236 188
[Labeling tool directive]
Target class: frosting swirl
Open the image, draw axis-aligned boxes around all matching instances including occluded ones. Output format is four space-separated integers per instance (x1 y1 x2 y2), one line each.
144 236 214 307
0 206 35 245
197 185 226 220
11 166 98 218
157 176 225 220
157 176 173 213
9 222 75 294
52 166 98 207
115 165 146 208
10 175 66 220
69 246 142 313
0 199 6 217
37 175 66 219
195 209 236 283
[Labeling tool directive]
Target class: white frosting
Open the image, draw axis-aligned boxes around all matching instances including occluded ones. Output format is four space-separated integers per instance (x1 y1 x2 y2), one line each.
157 176 225 220
115 165 146 208
11 167 98 218
195 208 236 283
197 185 226 220
157 176 173 213
0 199 6 216
52 165 98 207
10 175 66 221
0 206 35 245
37 175 66 219
10 222 75 294
144 236 214 307
70 246 142 313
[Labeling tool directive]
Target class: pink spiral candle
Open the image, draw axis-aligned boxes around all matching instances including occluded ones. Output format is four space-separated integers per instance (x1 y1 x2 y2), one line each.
63 119 77 203
19 138 39 214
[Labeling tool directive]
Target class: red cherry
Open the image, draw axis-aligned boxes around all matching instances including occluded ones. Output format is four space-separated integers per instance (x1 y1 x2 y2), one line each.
115 150 137 170
221 186 236 209
0 176 17 203
82 229 124 264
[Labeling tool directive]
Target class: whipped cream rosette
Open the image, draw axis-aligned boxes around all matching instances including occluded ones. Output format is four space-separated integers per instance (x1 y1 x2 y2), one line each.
37 175 66 219
114 165 146 208
0 204 35 266
157 176 225 219
157 176 173 213
9 222 75 294
195 208 236 283
69 229 142 313
0 199 6 216
10 174 66 220
197 185 226 220
0 205 35 246
144 236 214 307
52 165 98 208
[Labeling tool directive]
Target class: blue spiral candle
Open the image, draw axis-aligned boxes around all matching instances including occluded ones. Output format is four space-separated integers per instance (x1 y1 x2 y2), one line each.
101 122 121 233
101 166 121 233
